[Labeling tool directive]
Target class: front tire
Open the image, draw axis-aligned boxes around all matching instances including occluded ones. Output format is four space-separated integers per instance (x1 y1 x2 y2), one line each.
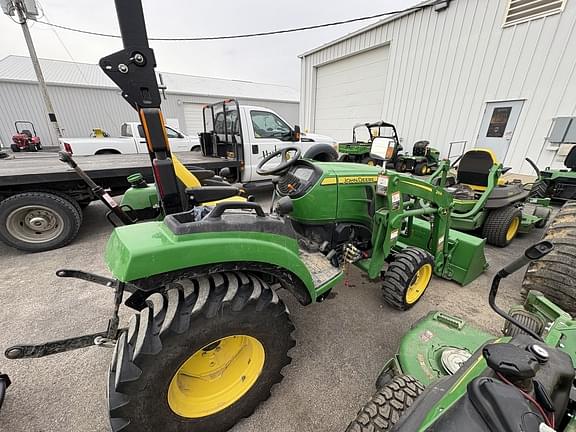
346 375 424 432
482 206 522 247
109 271 295 432
381 247 434 310
529 180 548 198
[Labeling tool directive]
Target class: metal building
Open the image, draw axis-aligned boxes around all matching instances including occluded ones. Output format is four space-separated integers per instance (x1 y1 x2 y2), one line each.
0 55 299 147
299 0 576 173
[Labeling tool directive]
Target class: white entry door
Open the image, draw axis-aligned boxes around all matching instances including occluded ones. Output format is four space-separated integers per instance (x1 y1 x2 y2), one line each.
476 100 524 162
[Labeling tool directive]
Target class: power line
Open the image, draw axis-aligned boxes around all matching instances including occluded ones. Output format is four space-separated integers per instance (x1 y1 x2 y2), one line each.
33 3 436 41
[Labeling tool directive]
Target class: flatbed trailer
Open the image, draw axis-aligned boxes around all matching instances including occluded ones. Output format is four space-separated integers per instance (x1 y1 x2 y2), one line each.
0 152 240 252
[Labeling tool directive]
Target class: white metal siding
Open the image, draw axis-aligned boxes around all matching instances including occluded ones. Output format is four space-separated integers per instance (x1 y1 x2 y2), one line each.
0 83 298 148
313 46 389 141
183 103 205 135
300 0 576 173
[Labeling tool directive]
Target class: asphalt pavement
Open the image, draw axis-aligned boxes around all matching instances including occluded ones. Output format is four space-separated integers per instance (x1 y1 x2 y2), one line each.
0 197 547 432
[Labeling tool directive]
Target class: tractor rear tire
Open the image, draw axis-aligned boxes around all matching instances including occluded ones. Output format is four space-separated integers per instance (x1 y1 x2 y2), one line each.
108 271 295 432
529 180 548 198
482 206 522 247
521 202 576 315
0 192 82 252
381 247 434 310
346 375 424 432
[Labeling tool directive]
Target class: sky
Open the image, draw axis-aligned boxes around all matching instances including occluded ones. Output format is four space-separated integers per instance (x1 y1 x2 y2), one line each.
0 0 416 90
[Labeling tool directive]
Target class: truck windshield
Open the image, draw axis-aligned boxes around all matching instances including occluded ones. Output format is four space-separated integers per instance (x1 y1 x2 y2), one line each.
250 111 291 139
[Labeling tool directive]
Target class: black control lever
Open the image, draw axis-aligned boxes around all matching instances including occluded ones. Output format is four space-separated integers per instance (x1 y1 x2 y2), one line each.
489 241 554 341
58 152 135 225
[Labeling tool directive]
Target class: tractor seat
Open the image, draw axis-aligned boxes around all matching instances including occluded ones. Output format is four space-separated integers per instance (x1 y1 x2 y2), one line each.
186 186 240 205
565 145 576 171
456 149 497 189
412 140 430 156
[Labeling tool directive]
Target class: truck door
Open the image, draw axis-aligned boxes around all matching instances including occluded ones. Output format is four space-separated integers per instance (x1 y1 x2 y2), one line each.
245 109 297 182
165 126 191 152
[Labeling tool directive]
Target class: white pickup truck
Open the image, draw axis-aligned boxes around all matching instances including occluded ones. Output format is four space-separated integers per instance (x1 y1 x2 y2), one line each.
198 101 338 184
59 122 198 155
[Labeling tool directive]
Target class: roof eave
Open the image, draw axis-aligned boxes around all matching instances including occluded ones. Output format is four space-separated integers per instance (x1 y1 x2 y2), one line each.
298 0 438 58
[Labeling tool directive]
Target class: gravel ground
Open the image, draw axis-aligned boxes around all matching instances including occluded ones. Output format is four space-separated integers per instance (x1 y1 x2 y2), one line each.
0 197 549 432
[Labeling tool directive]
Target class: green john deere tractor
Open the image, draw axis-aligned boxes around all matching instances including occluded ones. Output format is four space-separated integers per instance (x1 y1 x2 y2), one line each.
440 148 551 247
338 121 402 167
3 2 488 431
526 145 576 201
347 238 576 432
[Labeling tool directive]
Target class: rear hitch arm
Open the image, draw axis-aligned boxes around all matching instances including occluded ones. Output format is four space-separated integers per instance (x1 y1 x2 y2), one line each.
5 271 130 360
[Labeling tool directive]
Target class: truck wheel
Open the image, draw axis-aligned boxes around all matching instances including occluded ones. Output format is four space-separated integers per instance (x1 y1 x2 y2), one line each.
346 375 424 432
109 271 295 432
381 247 434 310
522 202 576 314
482 206 522 247
0 192 82 252
529 180 548 198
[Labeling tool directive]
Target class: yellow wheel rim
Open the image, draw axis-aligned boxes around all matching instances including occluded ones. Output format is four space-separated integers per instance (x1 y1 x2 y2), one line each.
167 335 265 418
405 264 433 305
367 160 375 166
506 217 520 242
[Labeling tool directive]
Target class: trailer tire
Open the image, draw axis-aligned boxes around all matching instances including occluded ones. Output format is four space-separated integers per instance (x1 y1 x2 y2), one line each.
346 375 424 432
108 271 295 432
529 180 548 198
0 192 82 252
482 206 522 247
381 247 434 310
522 202 576 314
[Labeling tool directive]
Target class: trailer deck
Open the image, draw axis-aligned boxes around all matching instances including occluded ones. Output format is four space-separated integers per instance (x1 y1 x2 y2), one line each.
0 152 240 186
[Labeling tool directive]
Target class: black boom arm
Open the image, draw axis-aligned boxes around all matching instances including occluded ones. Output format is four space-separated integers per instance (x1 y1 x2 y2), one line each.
99 0 184 214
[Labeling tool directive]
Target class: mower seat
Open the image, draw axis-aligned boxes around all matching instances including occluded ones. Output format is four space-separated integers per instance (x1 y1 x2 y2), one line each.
565 145 576 171
412 140 430 156
186 186 240 205
456 149 497 190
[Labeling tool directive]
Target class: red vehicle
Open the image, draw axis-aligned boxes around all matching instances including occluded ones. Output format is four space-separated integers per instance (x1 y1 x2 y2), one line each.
11 121 42 152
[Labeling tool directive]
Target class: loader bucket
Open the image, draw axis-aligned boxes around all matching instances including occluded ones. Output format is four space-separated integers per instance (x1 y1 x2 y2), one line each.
443 228 488 285
400 218 487 286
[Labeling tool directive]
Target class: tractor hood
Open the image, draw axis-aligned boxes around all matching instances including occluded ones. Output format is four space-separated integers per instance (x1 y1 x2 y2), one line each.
288 161 381 226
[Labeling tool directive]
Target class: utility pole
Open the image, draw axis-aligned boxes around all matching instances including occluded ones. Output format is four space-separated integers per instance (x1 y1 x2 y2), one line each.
8 0 63 142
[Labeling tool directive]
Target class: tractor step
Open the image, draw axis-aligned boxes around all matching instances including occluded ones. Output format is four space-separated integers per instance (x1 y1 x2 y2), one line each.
299 250 341 289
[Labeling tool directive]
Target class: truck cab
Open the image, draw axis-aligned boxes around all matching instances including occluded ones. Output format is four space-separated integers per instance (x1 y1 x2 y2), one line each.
200 100 338 184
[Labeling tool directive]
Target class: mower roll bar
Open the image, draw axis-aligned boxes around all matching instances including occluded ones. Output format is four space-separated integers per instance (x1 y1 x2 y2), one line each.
525 157 541 178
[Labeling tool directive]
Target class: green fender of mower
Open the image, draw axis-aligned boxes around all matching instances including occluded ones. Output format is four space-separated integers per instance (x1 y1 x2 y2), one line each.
105 220 341 303
381 290 575 388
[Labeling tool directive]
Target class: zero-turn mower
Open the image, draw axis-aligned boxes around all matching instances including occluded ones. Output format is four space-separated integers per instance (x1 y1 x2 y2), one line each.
442 148 551 247
526 145 576 201
3 1 488 431
347 238 576 432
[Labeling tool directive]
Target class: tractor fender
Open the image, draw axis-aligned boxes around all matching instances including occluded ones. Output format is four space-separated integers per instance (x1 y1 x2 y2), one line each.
105 221 320 304
303 144 338 162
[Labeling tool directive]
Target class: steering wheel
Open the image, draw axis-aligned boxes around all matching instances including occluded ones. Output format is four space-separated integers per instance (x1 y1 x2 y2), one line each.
256 146 301 176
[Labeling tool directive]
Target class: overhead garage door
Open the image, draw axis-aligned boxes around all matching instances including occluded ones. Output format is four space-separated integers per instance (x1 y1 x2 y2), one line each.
183 103 205 135
314 45 389 142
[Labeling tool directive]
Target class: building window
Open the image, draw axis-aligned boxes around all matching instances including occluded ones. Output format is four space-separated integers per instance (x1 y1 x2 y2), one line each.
504 0 567 27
